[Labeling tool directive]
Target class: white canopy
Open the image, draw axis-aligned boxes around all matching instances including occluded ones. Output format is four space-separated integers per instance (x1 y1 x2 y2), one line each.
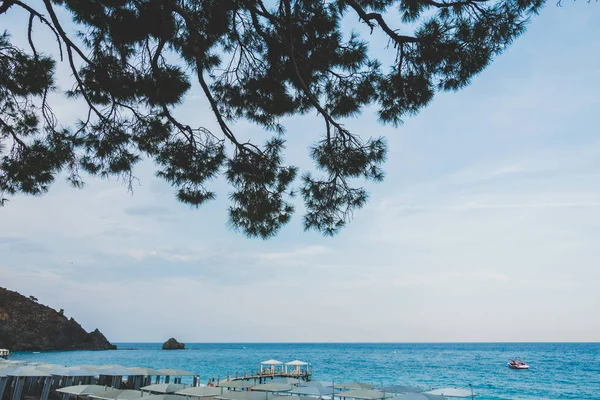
339 390 393 400
56 385 113 396
129 368 162 376
132 395 182 400
260 360 283 365
157 368 195 377
176 387 225 397
217 380 256 389
423 388 473 397
88 389 146 400
335 382 375 390
392 394 445 400
141 384 187 394
251 383 293 392
284 361 308 366
6 368 51 377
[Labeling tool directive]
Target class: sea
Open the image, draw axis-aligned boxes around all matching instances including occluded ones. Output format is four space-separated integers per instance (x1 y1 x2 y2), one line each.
9 343 600 400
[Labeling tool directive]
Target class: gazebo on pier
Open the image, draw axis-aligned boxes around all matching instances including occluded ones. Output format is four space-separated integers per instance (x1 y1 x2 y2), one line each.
284 361 309 377
259 360 283 375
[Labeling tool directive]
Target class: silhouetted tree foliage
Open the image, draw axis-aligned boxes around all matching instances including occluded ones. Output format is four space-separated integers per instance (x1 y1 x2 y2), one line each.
0 0 545 237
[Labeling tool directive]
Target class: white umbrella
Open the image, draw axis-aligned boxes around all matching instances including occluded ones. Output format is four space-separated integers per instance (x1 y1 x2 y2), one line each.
424 388 474 398
337 390 393 400
290 386 332 396
335 383 375 390
129 395 182 400
46 368 97 377
251 383 293 392
217 380 256 389
393 394 445 400
56 385 112 396
272 378 300 385
157 369 195 377
176 387 225 397
97 368 136 377
88 389 147 400
6 368 51 377
298 381 333 388
217 391 271 400
383 385 422 394
141 384 187 394
72 365 100 371
129 368 163 376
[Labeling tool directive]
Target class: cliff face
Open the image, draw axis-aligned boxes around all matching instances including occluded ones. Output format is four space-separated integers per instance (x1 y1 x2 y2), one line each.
0 287 117 351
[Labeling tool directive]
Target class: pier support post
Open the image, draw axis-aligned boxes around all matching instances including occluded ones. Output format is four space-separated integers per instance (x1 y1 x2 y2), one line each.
12 377 24 400
40 377 52 400
0 377 7 400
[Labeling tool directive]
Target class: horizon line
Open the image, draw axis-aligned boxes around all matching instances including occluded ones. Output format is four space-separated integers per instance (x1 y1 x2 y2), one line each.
109 341 600 344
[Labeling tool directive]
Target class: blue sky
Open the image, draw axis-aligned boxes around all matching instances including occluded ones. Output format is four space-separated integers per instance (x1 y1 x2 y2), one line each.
1 3 599 343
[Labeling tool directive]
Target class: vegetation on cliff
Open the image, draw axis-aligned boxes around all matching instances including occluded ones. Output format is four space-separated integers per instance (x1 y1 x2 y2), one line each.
0 287 116 351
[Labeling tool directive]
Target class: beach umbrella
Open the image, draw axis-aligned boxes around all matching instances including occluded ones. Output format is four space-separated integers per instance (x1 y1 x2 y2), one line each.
43 367 97 377
217 391 272 400
250 383 293 392
298 381 333 389
88 389 147 400
290 386 333 396
335 383 375 390
392 394 445 400
337 390 393 400
6 368 51 377
129 368 163 376
141 383 187 394
423 388 474 398
158 369 195 377
56 385 112 396
176 386 225 397
217 380 256 389
383 385 422 394
72 365 100 371
97 367 137 377
272 378 300 385
271 395 315 400
131 395 183 400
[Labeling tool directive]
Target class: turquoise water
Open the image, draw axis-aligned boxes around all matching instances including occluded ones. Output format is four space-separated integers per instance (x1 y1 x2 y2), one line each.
11 343 600 400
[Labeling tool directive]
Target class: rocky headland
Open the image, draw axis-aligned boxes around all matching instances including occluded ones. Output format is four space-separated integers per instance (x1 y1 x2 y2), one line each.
0 287 117 351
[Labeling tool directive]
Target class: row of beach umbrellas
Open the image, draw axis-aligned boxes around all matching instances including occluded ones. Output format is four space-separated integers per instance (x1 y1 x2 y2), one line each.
55 380 471 400
3 359 473 399
0 360 195 378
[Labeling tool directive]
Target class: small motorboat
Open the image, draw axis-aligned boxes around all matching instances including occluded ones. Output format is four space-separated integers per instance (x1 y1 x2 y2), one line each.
508 358 530 369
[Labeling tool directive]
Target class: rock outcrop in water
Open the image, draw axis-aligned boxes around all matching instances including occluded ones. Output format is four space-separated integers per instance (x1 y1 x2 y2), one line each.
0 287 117 351
162 338 185 350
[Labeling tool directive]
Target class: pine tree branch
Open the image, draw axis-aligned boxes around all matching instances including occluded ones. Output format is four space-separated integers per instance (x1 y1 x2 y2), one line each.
13 1 63 61
169 1 252 154
344 0 419 44
0 0 14 15
421 0 489 7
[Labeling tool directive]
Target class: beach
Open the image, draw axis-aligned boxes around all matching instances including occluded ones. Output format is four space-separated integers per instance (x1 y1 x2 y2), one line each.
8 342 600 400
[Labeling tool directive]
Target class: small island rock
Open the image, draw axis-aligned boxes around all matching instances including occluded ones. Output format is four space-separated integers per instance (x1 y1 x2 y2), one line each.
162 337 185 350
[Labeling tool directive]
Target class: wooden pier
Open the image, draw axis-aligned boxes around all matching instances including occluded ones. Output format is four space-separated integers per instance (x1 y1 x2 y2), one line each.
218 370 312 385
215 360 312 385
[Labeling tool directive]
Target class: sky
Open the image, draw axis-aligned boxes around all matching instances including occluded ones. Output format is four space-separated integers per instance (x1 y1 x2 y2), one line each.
1 3 599 343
